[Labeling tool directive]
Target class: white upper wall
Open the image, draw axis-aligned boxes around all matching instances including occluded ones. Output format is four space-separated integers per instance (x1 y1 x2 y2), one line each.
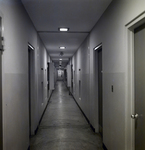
90 0 145 73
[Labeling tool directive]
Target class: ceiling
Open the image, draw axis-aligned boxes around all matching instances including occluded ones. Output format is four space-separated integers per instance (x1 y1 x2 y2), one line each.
21 0 112 69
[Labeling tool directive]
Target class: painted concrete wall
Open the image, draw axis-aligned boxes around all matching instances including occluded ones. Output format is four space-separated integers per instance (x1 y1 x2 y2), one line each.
71 1 145 150
72 38 90 119
37 37 49 125
0 0 52 149
49 62 55 90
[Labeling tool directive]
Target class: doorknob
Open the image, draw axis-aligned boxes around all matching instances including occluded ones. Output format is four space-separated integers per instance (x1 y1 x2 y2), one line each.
131 113 139 119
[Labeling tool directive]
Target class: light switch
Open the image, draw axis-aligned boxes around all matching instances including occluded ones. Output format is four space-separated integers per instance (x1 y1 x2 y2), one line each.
111 85 113 92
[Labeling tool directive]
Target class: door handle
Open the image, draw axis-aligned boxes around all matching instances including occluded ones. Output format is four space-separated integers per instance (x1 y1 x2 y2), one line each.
131 113 139 119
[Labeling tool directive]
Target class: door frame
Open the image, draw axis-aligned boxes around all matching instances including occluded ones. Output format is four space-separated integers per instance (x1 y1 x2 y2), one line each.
126 11 145 150
28 43 35 136
0 12 4 150
98 47 103 137
0 44 3 150
94 44 103 136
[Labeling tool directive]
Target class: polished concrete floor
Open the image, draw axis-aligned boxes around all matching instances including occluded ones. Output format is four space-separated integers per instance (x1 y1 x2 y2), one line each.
30 81 103 150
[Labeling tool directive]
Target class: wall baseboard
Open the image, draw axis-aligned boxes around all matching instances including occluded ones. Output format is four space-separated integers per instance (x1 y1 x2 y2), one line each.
39 90 54 126
70 91 95 132
27 146 30 150
34 126 39 135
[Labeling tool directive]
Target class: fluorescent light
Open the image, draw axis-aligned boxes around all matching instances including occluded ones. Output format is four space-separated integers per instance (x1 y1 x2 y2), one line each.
94 43 102 51
59 27 69 32
59 46 66 49
28 43 34 50
59 59 62 60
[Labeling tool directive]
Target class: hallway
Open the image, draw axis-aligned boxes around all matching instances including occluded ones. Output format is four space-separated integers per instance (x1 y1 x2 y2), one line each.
30 81 103 150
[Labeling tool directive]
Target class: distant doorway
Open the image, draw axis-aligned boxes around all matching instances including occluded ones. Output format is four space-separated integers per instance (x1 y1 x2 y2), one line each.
57 69 63 81
28 44 34 136
98 48 103 137
71 65 73 93
47 62 49 98
95 44 103 137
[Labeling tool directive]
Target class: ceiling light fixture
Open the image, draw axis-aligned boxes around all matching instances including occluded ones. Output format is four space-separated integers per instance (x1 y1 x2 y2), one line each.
59 58 62 60
59 46 66 49
59 27 69 32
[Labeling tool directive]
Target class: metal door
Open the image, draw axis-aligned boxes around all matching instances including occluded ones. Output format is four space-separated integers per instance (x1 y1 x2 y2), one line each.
28 47 32 136
98 48 103 137
0 47 2 150
133 23 145 150
28 44 34 136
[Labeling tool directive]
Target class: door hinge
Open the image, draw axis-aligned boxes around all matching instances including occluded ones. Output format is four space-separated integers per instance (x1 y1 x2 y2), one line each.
131 113 139 119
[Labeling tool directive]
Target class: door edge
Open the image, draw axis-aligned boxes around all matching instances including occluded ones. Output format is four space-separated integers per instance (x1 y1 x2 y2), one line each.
125 11 145 150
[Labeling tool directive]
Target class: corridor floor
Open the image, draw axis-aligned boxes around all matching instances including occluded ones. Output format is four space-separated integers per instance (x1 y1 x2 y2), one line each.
30 81 103 150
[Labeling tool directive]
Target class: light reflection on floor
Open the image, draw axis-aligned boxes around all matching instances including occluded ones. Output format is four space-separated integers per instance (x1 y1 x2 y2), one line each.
30 81 103 150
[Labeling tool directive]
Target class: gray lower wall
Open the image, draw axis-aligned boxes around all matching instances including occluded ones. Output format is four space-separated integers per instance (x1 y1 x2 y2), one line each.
71 1 145 150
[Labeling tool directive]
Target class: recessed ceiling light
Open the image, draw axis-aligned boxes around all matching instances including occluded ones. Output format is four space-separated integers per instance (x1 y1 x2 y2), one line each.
59 27 69 32
59 59 62 60
59 46 66 49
